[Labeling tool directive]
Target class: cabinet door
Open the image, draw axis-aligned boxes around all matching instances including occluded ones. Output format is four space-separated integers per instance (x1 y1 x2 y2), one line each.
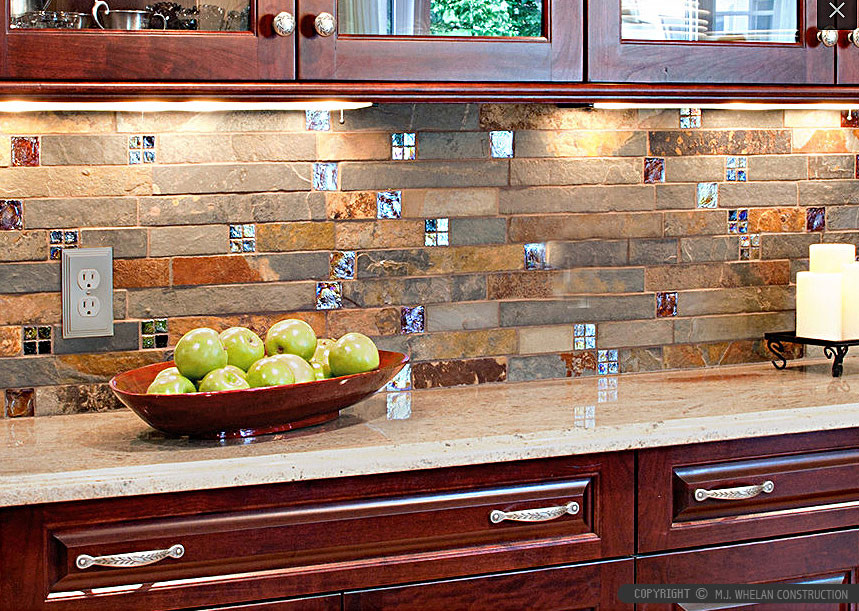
1 0 295 80
296 0 581 81
344 559 634 610
588 0 833 84
196 594 341 610
637 530 859 611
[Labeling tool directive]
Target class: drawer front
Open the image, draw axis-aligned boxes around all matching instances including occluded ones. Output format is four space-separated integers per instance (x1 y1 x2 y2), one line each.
344 559 634 611
637 530 859 611
196 594 341 610
639 429 859 552
11 453 632 610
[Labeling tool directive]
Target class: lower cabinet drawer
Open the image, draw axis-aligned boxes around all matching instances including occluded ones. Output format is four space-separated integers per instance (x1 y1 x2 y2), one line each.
4 453 633 610
344 559 634 611
638 429 859 552
196 594 341 611
637 529 859 611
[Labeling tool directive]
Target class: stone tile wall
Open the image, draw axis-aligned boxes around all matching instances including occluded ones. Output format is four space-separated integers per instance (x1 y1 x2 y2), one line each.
2 103 853 416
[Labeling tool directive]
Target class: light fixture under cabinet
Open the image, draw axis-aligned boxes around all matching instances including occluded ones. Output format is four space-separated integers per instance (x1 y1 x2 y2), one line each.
594 102 859 111
0 100 372 113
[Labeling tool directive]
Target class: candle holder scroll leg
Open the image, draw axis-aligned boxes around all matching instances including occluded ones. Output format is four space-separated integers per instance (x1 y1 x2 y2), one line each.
824 346 849 378
767 339 788 371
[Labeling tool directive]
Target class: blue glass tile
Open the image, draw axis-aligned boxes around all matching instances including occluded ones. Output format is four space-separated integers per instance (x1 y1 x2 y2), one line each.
376 191 402 219
305 110 331 131
425 219 438 232
49 246 62 260
436 232 449 246
330 250 356 280
64 230 78 244
313 163 338 191
316 282 342 310
490 131 514 158
726 169 737 181
697 183 718 208
585 337 596 349
49 230 63 244
424 233 437 247
142 150 156 164
437 218 449 232
391 133 404 147
598 362 608 376
404 133 416 146
574 323 585 336
242 239 255 252
739 209 748 221
129 150 142 164
229 225 242 239
524 243 547 270
737 170 747 182
142 135 156 149
401 305 425 334
128 135 142 149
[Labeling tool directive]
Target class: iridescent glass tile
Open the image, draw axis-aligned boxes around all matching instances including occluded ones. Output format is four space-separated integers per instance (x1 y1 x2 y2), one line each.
490 131 514 158
401 305 425 334
4 388 34 418
806 207 825 232
305 110 331 131
386 363 412 391
697 183 718 208
313 163 338 191
330 250 356 279
376 190 402 219
316 281 342 310
11 137 39 167
643 157 665 183
386 392 412 420
656 292 678 318
524 243 547 270
0 201 23 231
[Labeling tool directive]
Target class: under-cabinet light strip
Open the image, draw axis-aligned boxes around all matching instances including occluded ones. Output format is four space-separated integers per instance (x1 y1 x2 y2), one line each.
0 100 372 113
594 102 859 110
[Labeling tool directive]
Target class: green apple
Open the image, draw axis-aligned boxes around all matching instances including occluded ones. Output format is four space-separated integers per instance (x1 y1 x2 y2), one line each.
154 366 181 380
270 354 316 384
246 356 296 389
311 340 333 378
265 319 317 361
328 332 380 377
223 364 248 380
147 374 195 395
219 327 265 372
311 360 329 381
198 367 251 393
174 328 228 381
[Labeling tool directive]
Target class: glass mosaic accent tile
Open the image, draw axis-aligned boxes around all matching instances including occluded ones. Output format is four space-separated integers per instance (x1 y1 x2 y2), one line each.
598 376 618 404
49 229 78 260
391 132 416 160
597 349 619 376
330 250 356 280
5 388 34 418
680 108 701 129
424 218 449 246
524 243 547 270
11 136 39 167
574 323 597 351
0 200 23 230
401 305 425 334
697 183 718 209
140 319 169 349
129 135 156 164
728 209 749 234
313 162 338 191
726 156 747 182
656 292 678 318
229 224 255 253
574 405 595 429
305 110 330 131
739 234 762 260
643 157 665 184
843 110 859 128
806 207 825 232
386 363 412 391
386 391 412 420
316 282 342 310
22 325 51 355
489 131 514 158
376 190 402 219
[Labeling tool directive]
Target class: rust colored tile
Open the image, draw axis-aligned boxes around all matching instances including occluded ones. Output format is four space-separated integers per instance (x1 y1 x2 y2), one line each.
487 271 553 299
325 192 377 220
5 388 34 417
411 357 507 389
256 222 335 251
0 200 23 230
172 255 263 287
114 258 170 289
334 220 424 250
662 344 708 369
327 307 401 337
663 339 804 370
57 351 167 380
0 326 22 356
645 261 790 291
11 136 39 167
792 129 859 153
643 157 665 184
168 312 326 345
747 208 806 233
427 245 523 275
656 292 678 318
560 350 598 377
806 207 826 232
842 110 859 128
0 293 62 325
649 130 791 156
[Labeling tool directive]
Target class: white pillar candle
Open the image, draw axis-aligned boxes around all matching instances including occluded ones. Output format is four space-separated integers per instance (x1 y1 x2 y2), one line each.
810 243 856 273
843 263 859 340
796 271 843 341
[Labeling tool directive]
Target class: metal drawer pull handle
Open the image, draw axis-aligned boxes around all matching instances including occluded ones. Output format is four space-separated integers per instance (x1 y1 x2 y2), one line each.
490 501 580 524
76 544 185 570
694 481 774 502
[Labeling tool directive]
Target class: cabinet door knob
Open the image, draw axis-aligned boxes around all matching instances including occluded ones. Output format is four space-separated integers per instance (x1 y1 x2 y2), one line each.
273 11 295 36
76 544 185 570
489 501 580 524
818 29 838 47
314 12 336 37
694 480 774 502
849 28 859 48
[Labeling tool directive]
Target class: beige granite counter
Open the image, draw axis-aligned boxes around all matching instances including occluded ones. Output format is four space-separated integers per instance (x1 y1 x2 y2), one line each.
2 359 859 508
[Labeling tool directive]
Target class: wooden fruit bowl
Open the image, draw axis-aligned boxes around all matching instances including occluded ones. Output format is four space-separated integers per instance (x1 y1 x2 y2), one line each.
109 351 409 439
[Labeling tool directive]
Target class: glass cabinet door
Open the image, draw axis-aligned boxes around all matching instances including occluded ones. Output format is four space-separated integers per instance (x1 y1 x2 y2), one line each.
297 0 582 81
589 0 833 84
3 0 296 79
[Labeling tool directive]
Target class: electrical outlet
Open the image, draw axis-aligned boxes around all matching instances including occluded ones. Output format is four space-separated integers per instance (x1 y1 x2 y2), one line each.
62 248 114 339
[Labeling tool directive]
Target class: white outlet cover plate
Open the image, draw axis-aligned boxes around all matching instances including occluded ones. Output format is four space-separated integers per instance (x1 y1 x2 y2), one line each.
62 247 114 339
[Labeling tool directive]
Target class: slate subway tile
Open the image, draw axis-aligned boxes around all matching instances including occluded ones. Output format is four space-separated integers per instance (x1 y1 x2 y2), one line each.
0 231 47 262
807 155 855 179
499 295 655 327
77 226 150 259
680 236 740 263
140 192 325 226
785 110 841 128
792 129 859 153
152 163 311 195
677 285 795 317
0 293 62 325
0 112 115 135
116 110 306 134
826 205 859 230
656 184 698 210
822 231 859 247
701 110 783 129
326 307 401 337
3 350 168 388
168 312 325 345
39 135 128 166
401 328 518 361
597 320 673 348
51 322 139 355
551 268 646 295
718 182 798 208
799 180 859 206
0 262 61 294
448 218 507 246
417 132 490 159
545 240 629 268
114 258 170 289
356 245 522 278
664 157 724 183
256 221 335 252
747 155 807 181
673 311 795 344
316 133 391 161
0 166 152 198
157 133 317 164
24 197 138 229
487 271 554 300
644 260 791 291
343 275 486 308
334 220 424 250
760 233 821 259
34 383 124 416
479 104 675 131
662 339 802 370
171 253 328 286
127 282 317 318
629 238 678 265
648 130 792 156
518 325 574 354
425 302 500 332
340 160 509 190
510 158 641 186
507 354 567 382
619 346 664 373
411 357 507 389
664 210 727 237
509 213 662 242
499 185 656 214
401 188 498 218
513 130 646 158
330 104 480 132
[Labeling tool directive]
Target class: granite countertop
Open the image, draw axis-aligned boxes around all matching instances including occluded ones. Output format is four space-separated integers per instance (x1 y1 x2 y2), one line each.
2 359 859 508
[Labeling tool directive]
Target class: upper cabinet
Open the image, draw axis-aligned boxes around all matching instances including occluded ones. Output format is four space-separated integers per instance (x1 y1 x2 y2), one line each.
588 0 835 84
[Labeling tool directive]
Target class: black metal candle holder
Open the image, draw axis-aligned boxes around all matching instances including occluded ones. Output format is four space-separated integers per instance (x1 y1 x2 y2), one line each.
765 331 859 377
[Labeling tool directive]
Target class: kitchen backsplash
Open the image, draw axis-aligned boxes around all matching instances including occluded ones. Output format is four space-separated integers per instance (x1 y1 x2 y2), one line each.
3 103 856 417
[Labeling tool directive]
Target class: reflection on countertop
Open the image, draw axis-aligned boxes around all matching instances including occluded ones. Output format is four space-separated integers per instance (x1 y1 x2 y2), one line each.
1 359 858 507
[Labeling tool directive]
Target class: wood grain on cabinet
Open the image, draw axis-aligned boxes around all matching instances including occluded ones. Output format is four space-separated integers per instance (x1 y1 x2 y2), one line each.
197 594 342 610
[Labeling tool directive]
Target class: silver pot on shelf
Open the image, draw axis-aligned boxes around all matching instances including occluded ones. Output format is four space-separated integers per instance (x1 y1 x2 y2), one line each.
10 0 47 18
91 0 166 30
